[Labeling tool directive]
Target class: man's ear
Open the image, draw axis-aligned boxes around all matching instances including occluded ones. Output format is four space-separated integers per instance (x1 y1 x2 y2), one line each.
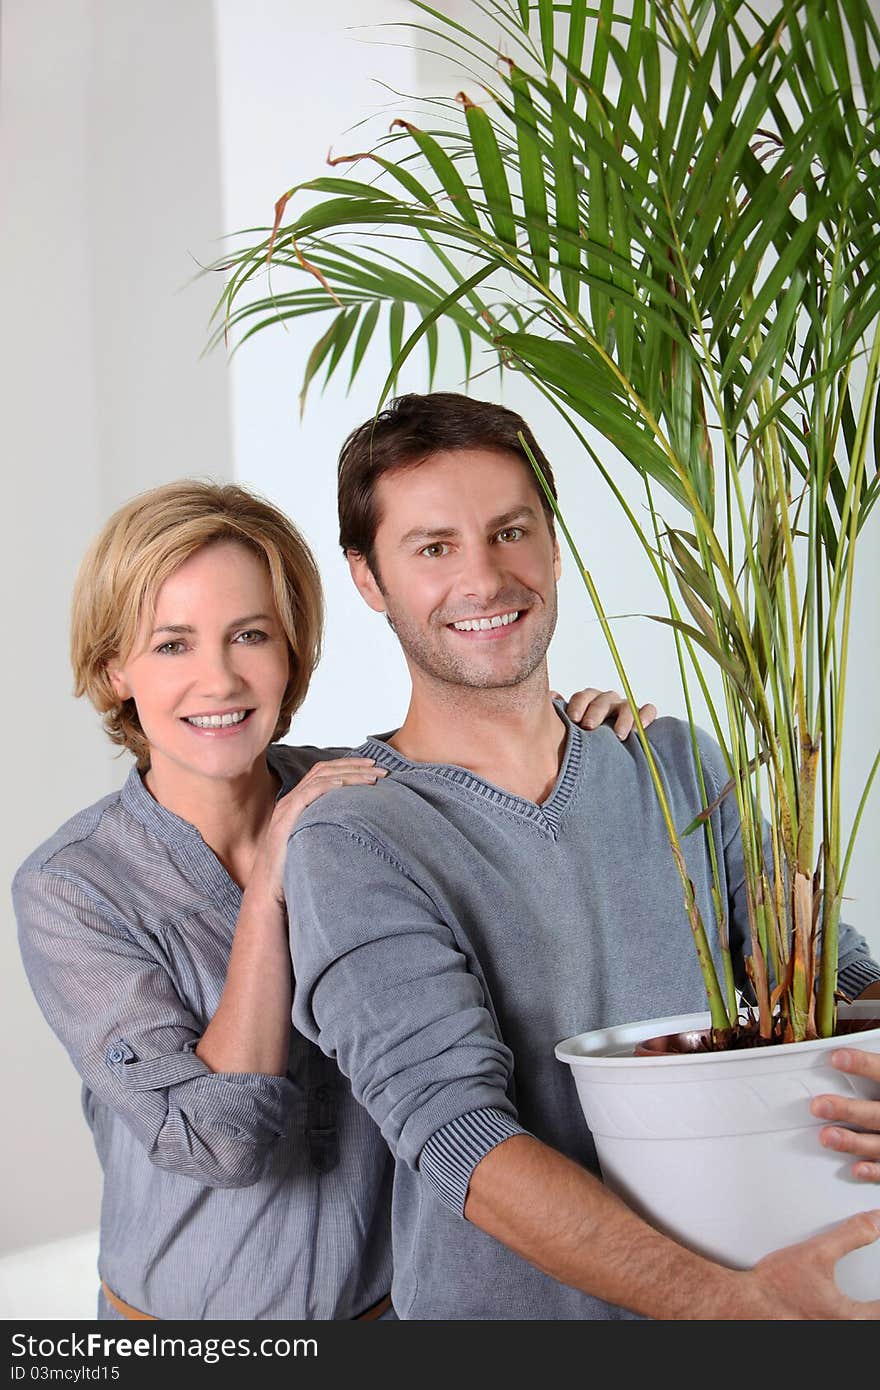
346 551 386 614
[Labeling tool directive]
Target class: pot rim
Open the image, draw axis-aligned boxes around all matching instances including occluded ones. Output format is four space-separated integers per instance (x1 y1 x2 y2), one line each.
555 1000 880 1068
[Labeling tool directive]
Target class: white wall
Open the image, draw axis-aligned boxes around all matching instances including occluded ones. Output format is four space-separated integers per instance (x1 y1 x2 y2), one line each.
213 0 422 746
1 0 232 1258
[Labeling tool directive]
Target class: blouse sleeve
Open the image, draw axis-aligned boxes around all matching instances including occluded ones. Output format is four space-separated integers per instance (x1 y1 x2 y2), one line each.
14 865 296 1188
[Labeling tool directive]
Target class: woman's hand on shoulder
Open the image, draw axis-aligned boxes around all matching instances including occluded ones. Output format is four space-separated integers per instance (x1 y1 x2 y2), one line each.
249 759 386 910
555 688 658 741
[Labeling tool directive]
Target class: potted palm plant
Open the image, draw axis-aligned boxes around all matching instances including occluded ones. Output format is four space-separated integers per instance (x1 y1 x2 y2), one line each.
212 0 880 1293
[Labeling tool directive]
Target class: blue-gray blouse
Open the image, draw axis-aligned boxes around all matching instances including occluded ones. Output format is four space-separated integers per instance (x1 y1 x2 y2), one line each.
13 744 393 1320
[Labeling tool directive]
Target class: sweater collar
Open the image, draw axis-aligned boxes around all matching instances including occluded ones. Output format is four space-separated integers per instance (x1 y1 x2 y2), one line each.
358 701 584 836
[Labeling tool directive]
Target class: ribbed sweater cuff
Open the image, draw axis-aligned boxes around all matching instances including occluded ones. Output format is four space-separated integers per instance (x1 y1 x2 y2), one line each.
838 956 880 1001
418 1106 527 1216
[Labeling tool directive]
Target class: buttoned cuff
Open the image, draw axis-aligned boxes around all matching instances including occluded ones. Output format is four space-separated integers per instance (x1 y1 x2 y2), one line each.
105 1036 296 1141
418 1106 527 1216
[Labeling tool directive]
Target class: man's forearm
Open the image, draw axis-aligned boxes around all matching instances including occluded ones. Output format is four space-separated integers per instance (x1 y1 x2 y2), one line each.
464 1134 794 1319
464 1133 743 1317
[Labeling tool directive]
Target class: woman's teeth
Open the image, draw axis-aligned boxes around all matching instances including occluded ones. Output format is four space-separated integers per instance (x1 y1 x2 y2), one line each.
184 710 250 728
452 611 520 632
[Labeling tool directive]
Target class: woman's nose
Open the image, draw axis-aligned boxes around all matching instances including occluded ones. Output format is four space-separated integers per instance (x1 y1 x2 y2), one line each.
194 646 244 698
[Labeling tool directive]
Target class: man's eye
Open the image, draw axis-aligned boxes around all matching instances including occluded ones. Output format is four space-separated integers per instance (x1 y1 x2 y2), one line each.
420 543 449 558
234 630 268 644
496 527 524 543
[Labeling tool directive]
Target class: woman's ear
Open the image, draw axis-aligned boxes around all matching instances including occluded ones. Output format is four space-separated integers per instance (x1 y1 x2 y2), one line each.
106 662 131 701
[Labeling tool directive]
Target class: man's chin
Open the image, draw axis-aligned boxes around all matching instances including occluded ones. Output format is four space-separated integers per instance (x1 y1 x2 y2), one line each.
392 617 555 692
425 655 546 691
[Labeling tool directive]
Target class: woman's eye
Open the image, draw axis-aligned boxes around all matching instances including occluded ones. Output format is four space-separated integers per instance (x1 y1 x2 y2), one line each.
234 629 268 644
420 543 449 558
155 640 186 656
496 527 524 543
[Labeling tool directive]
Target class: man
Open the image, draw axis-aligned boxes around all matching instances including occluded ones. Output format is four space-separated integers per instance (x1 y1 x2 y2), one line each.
285 393 880 1319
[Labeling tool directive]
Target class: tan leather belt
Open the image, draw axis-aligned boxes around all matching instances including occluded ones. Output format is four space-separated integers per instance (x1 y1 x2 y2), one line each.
101 1280 156 1321
101 1279 392 1322
353 1291 393 1320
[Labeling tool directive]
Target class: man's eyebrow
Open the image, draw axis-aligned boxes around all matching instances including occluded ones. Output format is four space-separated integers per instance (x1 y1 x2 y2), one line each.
398 525 460 548
398 506 539 548
488 505 540 529
149 613 273 636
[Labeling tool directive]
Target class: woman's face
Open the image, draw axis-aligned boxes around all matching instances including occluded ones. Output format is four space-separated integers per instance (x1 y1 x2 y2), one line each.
109 540 291 790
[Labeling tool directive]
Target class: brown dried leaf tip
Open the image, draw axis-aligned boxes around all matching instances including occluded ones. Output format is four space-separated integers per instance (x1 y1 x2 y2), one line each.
267 190 293 264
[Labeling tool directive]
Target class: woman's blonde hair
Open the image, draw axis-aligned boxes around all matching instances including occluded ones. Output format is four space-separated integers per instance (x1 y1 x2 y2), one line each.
71 480 323 770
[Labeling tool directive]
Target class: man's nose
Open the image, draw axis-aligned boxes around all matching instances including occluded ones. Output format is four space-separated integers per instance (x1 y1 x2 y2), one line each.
459 544 507 603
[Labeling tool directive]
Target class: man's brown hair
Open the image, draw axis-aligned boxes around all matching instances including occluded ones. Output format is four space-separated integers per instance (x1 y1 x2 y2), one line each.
337 393 558 573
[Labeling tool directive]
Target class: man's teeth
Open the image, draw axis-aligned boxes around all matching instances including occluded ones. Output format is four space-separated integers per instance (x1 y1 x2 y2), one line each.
185 710 249 728
452 611 520 632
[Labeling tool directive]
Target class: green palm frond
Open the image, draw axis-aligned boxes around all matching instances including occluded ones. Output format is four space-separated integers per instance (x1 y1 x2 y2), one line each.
211 0 880 1043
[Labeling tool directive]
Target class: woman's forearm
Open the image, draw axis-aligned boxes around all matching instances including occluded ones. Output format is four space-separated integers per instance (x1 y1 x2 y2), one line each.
196 889 291 1076
196 757 387 1076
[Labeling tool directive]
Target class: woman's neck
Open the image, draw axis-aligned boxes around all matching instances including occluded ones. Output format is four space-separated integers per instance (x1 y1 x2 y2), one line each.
144 755 279 887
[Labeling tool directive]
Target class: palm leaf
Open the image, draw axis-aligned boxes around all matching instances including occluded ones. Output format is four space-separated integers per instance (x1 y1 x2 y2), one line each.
212 0 880 1042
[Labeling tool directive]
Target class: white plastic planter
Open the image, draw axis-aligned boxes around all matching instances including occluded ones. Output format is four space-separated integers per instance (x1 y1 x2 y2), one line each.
555 1001 880 1300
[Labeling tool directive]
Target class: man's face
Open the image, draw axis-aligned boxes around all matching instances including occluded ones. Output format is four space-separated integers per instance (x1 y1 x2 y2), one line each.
350 447 561 691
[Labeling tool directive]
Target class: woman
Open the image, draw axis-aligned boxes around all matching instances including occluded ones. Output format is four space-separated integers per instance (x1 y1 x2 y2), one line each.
13 480 654 1321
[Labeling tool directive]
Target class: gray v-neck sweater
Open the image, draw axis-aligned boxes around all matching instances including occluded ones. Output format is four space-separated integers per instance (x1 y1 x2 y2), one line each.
285 712 880 1320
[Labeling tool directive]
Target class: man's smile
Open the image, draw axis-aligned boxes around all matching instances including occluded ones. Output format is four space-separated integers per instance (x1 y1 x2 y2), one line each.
448 610 524 635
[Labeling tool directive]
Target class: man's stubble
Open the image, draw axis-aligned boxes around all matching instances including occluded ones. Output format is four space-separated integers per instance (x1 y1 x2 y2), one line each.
381 580 559 693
